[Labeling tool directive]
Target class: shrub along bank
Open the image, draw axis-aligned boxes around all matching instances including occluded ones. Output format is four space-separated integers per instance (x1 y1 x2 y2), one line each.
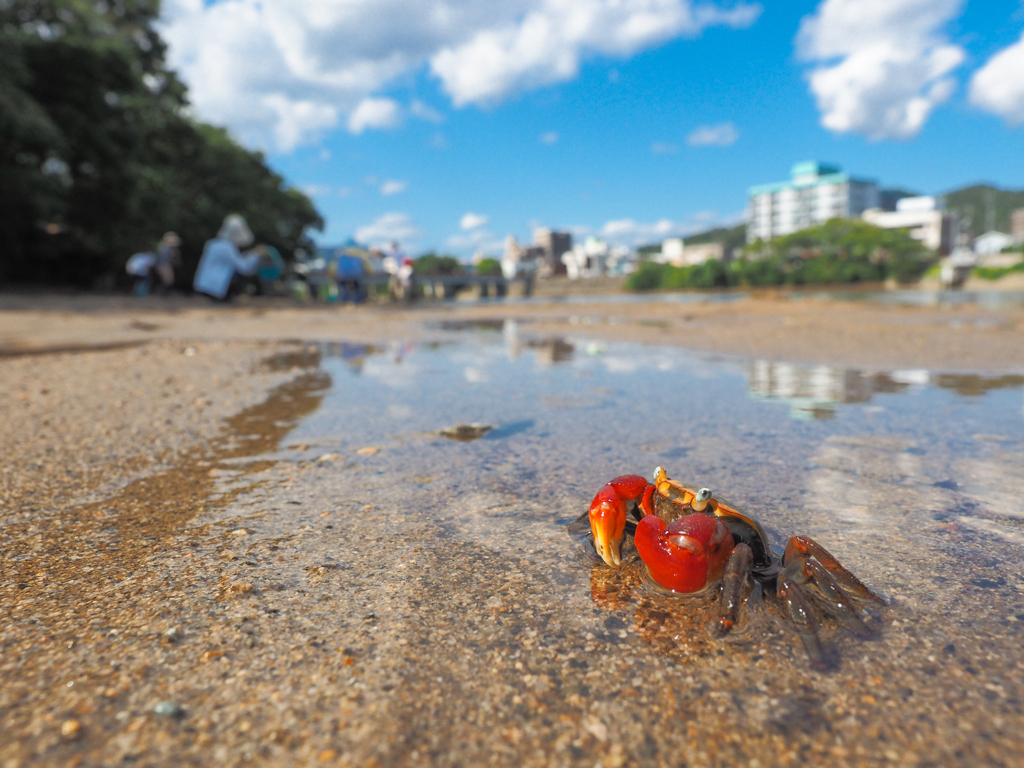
627 220 937 291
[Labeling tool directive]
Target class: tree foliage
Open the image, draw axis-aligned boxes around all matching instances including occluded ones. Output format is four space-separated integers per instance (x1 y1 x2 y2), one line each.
627 220 937 291
475 258 502 276
413 253 463 275
0 0 322 286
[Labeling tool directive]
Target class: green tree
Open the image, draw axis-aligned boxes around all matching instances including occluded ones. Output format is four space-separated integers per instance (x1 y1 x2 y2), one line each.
475 258 503 276
0 0 322 286
625 261 667 290
414 252 463 275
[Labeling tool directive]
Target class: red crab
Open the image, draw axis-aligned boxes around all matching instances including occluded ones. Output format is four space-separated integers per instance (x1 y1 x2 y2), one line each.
582 467 884 667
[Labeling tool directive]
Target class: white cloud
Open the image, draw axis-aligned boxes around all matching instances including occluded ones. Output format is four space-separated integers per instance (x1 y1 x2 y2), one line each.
796 0 965 140
445 228 503 253
597 211 738 246
540 131 560 145
355 212 422 247
348 97 402 133
380 179 408 195
460 212 489 230
429 1 761 107
262 95 339 153
600 218 680 246
970 31 1024 125
160 0 761 151
686 122 738 147
651 141 678 154
410 99 445 123
300 183 333 197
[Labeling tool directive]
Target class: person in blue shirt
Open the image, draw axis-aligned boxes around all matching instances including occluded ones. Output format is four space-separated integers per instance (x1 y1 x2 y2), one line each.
193 215 261 300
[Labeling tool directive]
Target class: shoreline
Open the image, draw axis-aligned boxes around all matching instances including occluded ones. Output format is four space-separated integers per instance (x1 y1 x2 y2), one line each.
2 288 1022 374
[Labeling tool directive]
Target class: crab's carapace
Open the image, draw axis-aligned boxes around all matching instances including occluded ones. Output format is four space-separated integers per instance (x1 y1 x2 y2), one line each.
588 474 651 567
634 513 735 593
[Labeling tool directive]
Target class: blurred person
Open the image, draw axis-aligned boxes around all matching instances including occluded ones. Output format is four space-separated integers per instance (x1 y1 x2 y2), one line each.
193 214 262 300
125 251 156 296
366 247 386 273
255 244 285 294
385 241 413 300
154 231 182 294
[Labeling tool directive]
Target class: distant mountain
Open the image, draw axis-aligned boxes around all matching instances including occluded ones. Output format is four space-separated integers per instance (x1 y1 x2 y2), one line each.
683 224 747 251
942 184 1024 236
637 223 747 257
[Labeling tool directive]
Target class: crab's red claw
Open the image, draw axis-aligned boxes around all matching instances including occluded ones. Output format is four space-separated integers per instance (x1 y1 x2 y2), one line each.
589 485 628 567
635 514 735 593
588 475 649 568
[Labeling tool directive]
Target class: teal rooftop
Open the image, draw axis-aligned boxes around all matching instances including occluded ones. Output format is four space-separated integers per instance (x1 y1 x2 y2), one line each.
790 161 840 178
748 161 875 196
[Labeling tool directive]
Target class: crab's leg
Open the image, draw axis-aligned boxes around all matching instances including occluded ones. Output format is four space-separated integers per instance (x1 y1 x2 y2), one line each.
784 536 884 605
777 573 831 670
783 556 872 639
714 543 753 637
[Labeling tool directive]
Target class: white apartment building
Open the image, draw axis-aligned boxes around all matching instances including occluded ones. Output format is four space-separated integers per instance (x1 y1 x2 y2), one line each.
654 238 725 267
747 161 879 244
862 196 953 253
974 231 1015 255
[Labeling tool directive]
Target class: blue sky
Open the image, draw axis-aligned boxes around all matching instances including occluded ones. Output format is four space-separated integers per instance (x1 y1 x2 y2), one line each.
161 1 1024 254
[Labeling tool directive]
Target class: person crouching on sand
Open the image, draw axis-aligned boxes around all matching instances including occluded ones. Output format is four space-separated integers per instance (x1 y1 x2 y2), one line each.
193 215 261 301
154 231 182 295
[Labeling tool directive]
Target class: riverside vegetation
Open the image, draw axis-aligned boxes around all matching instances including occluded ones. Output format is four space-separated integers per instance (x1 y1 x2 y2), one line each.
627 220 937 291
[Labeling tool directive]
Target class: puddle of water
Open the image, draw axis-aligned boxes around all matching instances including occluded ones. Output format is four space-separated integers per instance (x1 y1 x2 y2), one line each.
506 291 749 306
187 331 1024 763
788 288 1024 309
453 286 1024 309
747 360 1024 420
22 335 1019 765
279 328 1024 638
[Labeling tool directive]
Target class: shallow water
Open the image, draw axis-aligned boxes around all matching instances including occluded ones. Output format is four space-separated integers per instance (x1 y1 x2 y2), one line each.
194 324 1024 764
474 286 1024 309
294 327 1024 561
33 329 1014 766
786 287 1024 310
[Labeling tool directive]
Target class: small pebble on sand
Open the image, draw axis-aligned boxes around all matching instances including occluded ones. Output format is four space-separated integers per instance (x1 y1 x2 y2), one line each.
61 719 81 739
225 581 253 597
439 423 494 441
154 702 185 718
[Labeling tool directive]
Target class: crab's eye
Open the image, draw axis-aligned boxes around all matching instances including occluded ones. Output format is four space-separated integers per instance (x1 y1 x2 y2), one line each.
696 488 713 503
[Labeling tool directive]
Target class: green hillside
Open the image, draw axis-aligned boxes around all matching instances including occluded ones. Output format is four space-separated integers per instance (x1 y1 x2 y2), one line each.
683 224 747 254
943 185 1024 236
637 223 747 257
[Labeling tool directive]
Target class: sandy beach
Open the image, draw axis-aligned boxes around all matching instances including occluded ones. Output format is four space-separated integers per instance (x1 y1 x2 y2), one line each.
2 288 1023 767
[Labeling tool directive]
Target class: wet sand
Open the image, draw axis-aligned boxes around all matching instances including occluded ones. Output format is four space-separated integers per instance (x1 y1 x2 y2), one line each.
2 290 1023 767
